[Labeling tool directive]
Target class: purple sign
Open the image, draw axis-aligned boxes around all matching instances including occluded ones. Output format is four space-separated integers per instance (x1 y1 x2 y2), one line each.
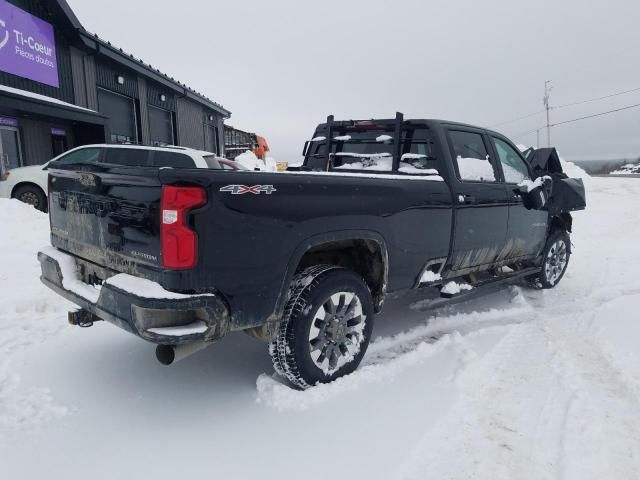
50 127 66 136
0 116 18 127
0 0 58 87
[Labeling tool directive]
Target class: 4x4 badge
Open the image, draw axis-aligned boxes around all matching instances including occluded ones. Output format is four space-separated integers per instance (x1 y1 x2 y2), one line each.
219 185 276 195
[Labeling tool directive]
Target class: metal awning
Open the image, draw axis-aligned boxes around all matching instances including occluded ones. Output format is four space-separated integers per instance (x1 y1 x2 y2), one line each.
0 85 107 125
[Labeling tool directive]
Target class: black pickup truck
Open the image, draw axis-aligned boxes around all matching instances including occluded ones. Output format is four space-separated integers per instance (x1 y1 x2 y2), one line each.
38 114 585 389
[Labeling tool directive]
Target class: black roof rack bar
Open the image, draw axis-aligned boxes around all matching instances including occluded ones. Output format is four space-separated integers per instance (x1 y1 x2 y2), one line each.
392 112 404 171
325 114 334 171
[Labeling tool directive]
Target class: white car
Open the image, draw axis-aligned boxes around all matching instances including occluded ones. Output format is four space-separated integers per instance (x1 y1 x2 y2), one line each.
0 144 226 211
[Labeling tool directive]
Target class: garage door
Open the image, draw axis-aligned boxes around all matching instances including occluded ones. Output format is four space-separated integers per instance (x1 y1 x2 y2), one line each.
97 88 138 144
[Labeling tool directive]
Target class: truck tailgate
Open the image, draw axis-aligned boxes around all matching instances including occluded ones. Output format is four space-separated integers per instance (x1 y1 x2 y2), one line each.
48 166 163 275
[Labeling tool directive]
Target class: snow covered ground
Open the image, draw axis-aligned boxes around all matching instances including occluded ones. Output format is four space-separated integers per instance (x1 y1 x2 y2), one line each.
1 173 640 479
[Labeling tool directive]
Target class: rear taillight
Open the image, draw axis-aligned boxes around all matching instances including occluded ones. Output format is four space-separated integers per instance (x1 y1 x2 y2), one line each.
161 185 207 269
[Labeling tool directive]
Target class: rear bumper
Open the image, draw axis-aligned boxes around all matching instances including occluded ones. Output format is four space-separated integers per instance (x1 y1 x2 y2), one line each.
38 247 230 345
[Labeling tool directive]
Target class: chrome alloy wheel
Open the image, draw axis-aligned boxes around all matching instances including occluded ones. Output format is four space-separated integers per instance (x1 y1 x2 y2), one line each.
308 292 366 375
544 239 568 286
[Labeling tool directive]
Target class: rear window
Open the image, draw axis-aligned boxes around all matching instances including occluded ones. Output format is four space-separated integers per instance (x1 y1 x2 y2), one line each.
105 148 149 166
306 127 439 174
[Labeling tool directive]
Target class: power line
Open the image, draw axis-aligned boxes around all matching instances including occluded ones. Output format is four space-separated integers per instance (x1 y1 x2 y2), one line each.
552 86 640 110
509 101 640 141
550 102 640 127
490 85 640 128
489 109 545 128
510 127 542 140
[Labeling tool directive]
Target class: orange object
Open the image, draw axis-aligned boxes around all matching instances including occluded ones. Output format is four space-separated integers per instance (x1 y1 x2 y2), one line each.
253 136 270 160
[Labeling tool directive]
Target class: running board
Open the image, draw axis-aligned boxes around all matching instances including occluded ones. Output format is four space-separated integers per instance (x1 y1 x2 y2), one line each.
430 266 540 305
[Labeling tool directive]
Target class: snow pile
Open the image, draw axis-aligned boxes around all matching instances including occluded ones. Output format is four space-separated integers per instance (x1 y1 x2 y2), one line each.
441 281 473 295
560 158 591 184
456 156 496 181
419 270 442 283
376 134 393 142
106 273 214 300
39 246 102 303
234 150 277 172
334 135 352 141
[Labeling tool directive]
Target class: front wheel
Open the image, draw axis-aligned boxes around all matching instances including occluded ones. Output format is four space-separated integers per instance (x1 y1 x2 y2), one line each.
269 265 374 389
528 230 571 289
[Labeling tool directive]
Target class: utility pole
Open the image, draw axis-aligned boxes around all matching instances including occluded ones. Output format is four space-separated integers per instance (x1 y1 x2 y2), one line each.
543 80 552 147
536 129 540 148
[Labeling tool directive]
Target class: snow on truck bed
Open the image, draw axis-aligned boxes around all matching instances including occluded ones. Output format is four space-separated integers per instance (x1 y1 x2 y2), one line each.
1 162 640 480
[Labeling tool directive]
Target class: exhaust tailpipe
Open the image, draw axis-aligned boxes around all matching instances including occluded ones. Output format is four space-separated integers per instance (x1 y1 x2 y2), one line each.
156 341 210 366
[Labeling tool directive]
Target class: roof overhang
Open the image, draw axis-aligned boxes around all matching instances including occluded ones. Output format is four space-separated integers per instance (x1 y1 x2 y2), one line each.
0 86 107 125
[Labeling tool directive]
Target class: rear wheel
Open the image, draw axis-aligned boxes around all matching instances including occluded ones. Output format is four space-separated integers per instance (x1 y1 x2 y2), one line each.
13 184 47 212
269 265 374 389
528 230 571 289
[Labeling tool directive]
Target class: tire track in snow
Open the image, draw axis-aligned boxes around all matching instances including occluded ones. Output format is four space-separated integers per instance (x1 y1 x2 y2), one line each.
257 290 535 410
392 320 575 480
542 314 640 480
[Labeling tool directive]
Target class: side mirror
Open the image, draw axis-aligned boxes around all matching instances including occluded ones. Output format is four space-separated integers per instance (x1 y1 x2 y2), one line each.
517 175 552 210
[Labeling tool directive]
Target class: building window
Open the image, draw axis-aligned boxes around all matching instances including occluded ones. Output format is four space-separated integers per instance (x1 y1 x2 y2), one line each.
148 105 174 146
97 87 138 144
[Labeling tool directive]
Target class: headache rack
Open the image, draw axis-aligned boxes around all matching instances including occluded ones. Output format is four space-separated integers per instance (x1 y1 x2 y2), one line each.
309 112 405 171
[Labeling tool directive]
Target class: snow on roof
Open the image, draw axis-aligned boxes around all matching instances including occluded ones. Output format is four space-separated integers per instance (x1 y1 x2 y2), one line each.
0 84 99 114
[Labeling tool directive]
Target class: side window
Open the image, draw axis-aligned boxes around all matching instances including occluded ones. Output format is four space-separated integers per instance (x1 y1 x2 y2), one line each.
105 148 150 167
52 148 103 166
399 129 439 174
492 137 530 183
449 130 497 182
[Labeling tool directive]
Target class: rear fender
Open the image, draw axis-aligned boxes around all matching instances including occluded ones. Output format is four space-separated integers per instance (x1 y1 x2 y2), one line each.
274 230 389 318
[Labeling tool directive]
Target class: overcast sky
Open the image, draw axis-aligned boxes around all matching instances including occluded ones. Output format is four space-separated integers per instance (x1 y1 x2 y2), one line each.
69 0 640 162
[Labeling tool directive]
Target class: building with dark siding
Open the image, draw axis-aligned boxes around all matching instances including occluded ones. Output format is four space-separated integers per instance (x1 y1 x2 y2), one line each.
0 0 230 170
